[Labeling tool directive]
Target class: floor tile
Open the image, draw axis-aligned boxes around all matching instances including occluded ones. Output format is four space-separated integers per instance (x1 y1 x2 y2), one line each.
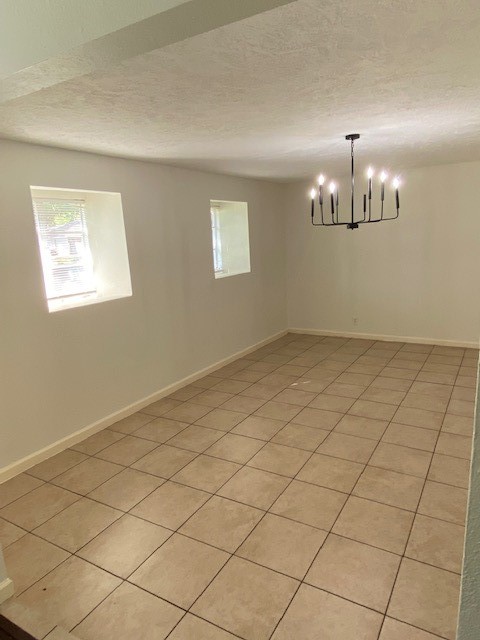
271 583 382 640
0 599 57 639
451 386 476 401
130 481 210 529
131 445 197 478
388 558 460 639
316 432 377 463
273 389 317 406
172 454 240 492
442 413 473 436
416 371 457 385
169 385 203 400
241 382 285 401
272 423 329 451
4 533 70 594
369 443 432 478
195 408 248 431
192 557 298 640
381 423 437 452
108 412 154 434
406 514 465 573
51 457 124 494
0 484 79 530
77 513 170 578
332 496 414 554
73 581 183 640
392 407 443 430
27 451 89 481
0 474 44 509
336 372 375 386
221 396 266 413
401 393 449 413
348 399 397 421
308 394 355 412
71 429 125 455
164 403 213 423
270 480 347 530
205 433 265 464
217 467 289 510
34 497 122 552
291 407 343 430
418 481 468 525
231 415 286 440
141 398 183 417
87 468 163 511
428 453 470 488
335 415 388 440
370 376 413 392
95 435 158 465
247 443 310 477
360 387 406 405
305 534 400 612
193 390 234 408
16 556 121 632
130 533 229 608
166 425 224 453
0 517 26 547
131 417 188 442
435 432 472 460
379 617 442 639
297 453 364 493
212 379 253 394
237 513 326 579
179 496 263 552
353 466 424 511
382 367 417 380
255 400 302 421
409 381 453 398
168 614 238 639
447 399 475 417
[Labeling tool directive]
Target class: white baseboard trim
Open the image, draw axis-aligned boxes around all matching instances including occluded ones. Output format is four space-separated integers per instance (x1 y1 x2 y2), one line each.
0 329 288 484
289 327 479 349
0 578 14 605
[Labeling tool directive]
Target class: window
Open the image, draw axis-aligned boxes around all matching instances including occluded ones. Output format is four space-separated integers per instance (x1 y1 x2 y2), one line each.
210 200 251 279
31 187 132 312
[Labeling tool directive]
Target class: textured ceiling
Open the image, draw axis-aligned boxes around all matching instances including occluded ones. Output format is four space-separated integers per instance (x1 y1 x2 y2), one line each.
1 0 480 180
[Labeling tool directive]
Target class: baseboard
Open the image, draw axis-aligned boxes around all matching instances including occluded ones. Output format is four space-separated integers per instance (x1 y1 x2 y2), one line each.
289 327 479 349
0 329 288 484
0 579 14 606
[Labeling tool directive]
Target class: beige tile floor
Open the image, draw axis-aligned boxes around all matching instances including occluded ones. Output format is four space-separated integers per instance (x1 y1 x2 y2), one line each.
0 333 478 640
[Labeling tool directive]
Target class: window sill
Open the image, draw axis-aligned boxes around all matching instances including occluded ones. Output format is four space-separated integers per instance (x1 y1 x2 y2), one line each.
47 291 132 313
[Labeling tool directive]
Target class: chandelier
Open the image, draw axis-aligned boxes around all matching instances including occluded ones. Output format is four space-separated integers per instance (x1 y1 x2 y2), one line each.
309 134 401 229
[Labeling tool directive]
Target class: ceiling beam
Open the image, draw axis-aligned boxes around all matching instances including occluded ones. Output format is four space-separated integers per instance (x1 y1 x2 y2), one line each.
0 0 297 104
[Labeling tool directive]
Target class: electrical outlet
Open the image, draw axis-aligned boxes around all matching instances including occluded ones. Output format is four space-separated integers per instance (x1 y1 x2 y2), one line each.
353 317 358 326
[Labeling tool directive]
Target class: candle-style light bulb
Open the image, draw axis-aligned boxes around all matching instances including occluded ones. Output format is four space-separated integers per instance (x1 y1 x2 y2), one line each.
318 174 325 186
367 166 373 202
310 188 316 200
329 182 335 217
393 177 400 210
380 171 387 202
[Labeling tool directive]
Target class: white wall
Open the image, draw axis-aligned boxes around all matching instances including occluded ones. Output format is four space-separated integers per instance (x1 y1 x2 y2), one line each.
285 160 480 346
0 140 287 470
457 363 480 640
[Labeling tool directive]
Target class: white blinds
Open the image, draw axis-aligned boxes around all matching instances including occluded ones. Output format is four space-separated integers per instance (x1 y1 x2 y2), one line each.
32 197 96 300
